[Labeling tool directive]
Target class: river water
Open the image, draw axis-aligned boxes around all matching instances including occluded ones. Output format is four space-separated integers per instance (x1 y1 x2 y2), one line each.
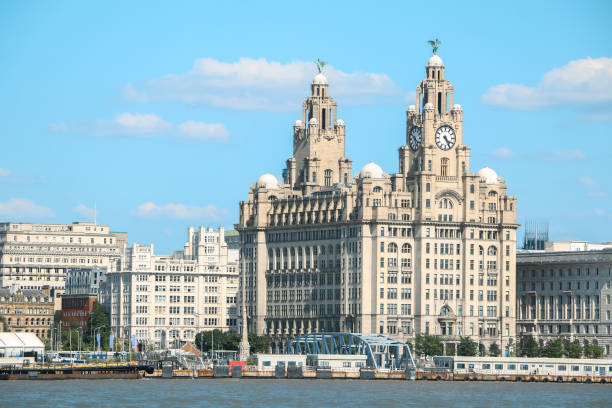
3 379 612 407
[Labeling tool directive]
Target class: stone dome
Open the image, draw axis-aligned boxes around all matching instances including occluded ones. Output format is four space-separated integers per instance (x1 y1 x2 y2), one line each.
256 173 280 189
308 117 319 126
424 102 434 110
359 162 384 179
336 119 345 126
313 73 328 85
477 166 500 185
407 105 416 112
427 54 444 67
294 119 303 127
452 104 462 110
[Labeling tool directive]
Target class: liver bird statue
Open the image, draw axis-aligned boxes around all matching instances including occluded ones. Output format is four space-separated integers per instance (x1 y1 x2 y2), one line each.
427 38 441 55
314 58 327 73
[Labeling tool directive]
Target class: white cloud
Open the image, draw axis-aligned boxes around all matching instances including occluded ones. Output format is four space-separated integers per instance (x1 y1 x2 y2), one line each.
124 57 405 111
544 150 587 161
579 177 596 186
136 202 228 220
177 121 229 141
72 204 96 219
0 198 53 218
482 57 612 113
0 168 12 177
52 114 228 142
490 147 517 159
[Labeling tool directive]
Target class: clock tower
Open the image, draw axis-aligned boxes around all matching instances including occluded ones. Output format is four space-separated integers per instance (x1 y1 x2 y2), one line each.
399 53 470 181
285 69 352 192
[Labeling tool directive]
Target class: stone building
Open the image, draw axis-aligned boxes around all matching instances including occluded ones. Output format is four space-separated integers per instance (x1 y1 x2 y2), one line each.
517 244 612 356
237 53 518 354
104 226 239 348
0 286 54 338
0 222 127 292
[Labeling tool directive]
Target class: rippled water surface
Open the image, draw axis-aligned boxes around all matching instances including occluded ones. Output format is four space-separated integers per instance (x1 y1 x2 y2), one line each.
2 379 612 407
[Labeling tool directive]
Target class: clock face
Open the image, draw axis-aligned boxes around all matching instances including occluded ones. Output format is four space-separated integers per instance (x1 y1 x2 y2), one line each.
409 127 422 150
435 125 456 150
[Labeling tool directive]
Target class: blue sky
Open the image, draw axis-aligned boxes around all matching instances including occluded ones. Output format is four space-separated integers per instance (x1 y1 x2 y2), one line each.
1 1 611 253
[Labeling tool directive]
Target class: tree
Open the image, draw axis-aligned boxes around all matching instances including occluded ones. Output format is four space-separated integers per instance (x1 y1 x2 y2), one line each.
248 333 270 353
563 340 582 359
583 343 605 359
489 342 501 357
195 330 240 353
542 339 563 358
517 335 540 357
414 334 442 357
84 301 110 350
457 337 478 356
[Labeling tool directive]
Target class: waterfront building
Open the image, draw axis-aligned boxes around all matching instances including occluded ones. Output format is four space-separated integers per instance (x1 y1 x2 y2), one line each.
65 267 107 296
104 226 239 348
0 222 127 292
237 52 518 354
60 294 98 331
517 243 612 356
0 286 54 338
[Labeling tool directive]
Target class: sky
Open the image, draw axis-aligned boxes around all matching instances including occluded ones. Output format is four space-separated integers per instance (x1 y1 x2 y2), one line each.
1 1 611 253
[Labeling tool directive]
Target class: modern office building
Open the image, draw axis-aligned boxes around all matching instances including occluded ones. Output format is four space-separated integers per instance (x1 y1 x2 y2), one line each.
0 222 127 292
237 52 518 354
104 226 239 348
517 243 612 356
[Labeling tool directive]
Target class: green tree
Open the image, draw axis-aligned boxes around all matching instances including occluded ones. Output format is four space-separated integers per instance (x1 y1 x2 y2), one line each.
542 339 563 358
517 335 540 357
195 329 239 352
457 337 478 356
414 334 443 357
489 342 501 357
84 301 110 350
563 340 582 359
583 343 604 359
248 333 270 353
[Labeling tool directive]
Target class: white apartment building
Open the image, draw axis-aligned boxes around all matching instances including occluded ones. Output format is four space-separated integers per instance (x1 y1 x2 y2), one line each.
0 222 127 292
104 226 239 348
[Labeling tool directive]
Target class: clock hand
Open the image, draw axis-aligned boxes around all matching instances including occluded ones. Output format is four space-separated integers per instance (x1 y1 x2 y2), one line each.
444 135 450 145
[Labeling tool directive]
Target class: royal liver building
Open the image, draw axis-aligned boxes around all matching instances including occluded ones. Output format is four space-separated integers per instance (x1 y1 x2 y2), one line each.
238 51 518 354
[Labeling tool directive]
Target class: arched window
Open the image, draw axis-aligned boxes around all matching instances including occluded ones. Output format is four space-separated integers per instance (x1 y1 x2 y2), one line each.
441 158 449 177
401 243 412 254
388 213 396 220
487 246 497 256
324 169 332 187
373 186 382 192
388 243 397 253
440 305 452 316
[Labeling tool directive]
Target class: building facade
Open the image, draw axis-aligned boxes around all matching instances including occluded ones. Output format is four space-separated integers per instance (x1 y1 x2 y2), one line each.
517 245 612 356
60 294 97 331
238 53 518 354
0 222 127 292
104 226 239 348
0 286 54 338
